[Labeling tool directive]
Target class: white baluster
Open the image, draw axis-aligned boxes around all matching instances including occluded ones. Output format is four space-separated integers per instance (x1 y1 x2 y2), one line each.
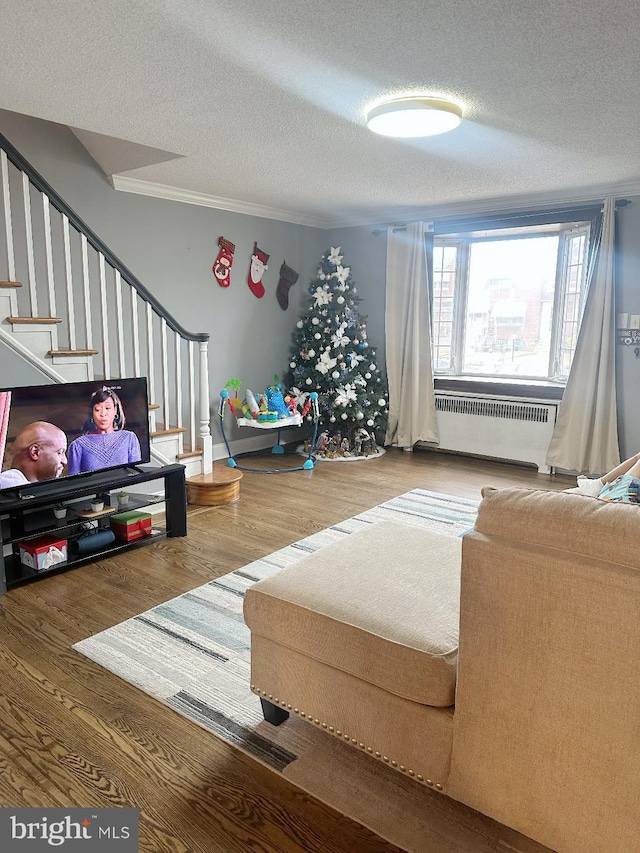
22 172 38 316
98 254 110 379
160 317 169 429
174 331 182 429
80 235 93 349
62 214 76 350
0 151 16 284
114 270 125 377
42 195 56 317
188 340 196 452
131 293 141 377
145 301 156 409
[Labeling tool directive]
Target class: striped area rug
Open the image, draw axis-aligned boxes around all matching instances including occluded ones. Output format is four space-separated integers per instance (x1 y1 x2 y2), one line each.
75 490 539 853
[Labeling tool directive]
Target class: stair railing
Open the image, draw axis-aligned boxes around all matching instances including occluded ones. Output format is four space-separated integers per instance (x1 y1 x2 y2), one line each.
0 131 212 472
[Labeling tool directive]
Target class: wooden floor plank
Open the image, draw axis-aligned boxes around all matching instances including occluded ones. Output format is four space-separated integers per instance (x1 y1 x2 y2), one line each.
0 448 571 852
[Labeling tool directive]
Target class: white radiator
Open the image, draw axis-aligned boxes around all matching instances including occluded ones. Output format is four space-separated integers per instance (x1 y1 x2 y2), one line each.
432 393 558 473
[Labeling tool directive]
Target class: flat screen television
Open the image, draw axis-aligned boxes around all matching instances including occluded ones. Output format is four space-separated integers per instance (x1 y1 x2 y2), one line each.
0 377 151 497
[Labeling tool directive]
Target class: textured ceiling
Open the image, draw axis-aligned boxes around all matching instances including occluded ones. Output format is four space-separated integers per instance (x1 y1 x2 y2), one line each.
2 0 640 227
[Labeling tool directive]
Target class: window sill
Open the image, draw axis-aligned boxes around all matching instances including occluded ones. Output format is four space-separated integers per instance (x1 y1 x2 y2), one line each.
434 375 564 400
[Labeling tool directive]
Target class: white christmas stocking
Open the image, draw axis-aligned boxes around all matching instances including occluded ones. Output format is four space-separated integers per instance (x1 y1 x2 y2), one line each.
248 242 269 298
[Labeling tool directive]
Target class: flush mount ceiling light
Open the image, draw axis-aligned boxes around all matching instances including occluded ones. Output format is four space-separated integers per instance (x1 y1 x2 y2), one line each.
366 96 463 138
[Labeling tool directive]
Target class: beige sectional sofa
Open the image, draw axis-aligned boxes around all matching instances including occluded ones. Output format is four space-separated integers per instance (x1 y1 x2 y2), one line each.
243 487 640 853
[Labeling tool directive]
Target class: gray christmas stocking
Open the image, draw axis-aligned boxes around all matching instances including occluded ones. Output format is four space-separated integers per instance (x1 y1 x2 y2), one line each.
276 261 299 310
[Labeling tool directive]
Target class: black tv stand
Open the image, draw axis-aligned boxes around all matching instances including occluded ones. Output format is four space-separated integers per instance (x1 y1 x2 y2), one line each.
0 463 187 594
122 465 145 476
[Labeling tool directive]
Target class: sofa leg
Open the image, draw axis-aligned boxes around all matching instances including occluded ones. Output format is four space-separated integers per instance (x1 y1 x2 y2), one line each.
260 698 290 726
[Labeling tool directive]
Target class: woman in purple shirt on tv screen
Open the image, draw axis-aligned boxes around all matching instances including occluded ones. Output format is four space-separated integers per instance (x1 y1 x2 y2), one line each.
67 387 141 475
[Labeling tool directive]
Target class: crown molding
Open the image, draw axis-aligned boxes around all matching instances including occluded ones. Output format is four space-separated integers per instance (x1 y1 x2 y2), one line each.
110 175 332 229
324 179 640 230
110 174 640 232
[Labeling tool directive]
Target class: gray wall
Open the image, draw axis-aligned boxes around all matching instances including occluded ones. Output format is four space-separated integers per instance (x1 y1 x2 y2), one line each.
3 107 639 461
331 208 640 461
0 339 54 386
0 109 325 446
614 201 640 459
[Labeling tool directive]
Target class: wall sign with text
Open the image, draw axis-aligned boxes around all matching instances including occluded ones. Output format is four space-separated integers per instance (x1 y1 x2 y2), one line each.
617 329 640 345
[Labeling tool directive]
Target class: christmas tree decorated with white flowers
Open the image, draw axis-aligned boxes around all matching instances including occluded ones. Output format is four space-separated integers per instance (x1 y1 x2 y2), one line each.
285 247 388 458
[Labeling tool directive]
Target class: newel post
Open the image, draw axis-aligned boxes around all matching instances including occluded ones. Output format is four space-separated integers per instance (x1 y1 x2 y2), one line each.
198 340 213 472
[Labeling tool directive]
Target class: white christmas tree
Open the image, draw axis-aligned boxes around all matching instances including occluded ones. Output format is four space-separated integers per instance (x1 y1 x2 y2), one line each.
285 247 388 458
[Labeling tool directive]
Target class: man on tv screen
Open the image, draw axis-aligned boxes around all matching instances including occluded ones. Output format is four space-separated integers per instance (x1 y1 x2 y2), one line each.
0 421 68 488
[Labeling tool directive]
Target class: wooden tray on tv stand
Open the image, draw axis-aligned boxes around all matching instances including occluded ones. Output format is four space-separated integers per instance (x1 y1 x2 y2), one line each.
71 505 118 520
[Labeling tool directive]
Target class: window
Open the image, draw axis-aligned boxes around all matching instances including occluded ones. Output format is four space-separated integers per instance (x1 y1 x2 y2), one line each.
431 222 591 382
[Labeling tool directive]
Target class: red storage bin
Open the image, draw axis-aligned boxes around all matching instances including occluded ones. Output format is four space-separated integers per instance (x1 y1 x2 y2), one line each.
110 510 153 542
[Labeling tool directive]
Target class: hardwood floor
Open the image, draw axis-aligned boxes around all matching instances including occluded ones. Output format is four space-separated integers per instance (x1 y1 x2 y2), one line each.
0 449 572 852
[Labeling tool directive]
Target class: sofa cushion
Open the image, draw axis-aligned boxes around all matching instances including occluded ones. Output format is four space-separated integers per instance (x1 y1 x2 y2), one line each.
243 521 462 707
477 486 640 570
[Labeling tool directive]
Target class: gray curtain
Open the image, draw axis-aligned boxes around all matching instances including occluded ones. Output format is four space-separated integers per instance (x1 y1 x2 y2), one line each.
546 197 620 475
385 222 439 449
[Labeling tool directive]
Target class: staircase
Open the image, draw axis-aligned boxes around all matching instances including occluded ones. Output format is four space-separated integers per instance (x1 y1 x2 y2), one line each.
0 132 212 478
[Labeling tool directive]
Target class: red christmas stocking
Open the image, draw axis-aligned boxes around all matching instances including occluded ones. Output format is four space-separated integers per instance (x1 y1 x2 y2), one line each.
248 242 269 298
213 236 235 287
